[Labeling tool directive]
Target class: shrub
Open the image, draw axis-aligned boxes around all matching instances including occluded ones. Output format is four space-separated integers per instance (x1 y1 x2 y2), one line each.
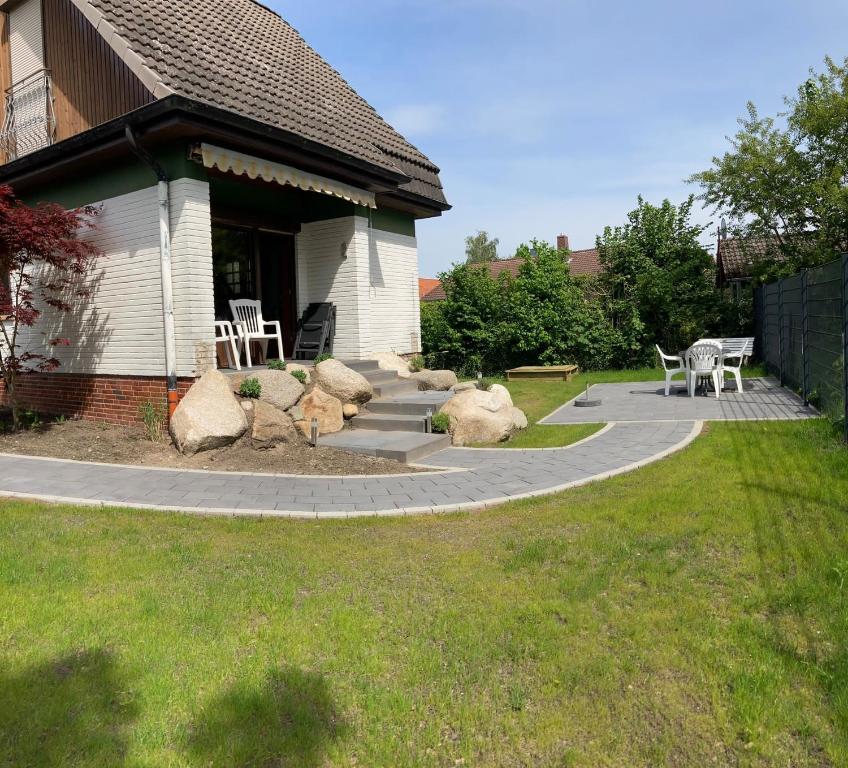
409 355 425 372
477 378 494 391
138 400 166 442
313 353 333 364
290 369 307 385
239 378 262 399
267 359 287 371
431 412 450 433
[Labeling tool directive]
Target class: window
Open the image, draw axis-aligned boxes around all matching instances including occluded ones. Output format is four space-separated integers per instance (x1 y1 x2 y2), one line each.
212 226 256 319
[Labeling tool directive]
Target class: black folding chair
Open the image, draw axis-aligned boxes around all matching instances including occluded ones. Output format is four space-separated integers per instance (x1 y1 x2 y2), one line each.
293 303 336 360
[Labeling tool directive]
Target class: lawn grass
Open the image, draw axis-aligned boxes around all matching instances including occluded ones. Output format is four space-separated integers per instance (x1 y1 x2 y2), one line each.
1 416 847 766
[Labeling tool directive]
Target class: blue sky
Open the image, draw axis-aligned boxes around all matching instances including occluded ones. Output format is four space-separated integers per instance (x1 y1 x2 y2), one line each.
277 0 848 276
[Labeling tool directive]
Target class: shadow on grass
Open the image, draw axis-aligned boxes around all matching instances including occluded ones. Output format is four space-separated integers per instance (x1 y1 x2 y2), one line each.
187 666 344 767
0 648 137 766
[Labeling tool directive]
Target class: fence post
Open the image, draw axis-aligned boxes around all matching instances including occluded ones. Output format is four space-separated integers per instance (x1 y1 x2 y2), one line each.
801 269 810 405
778 278 785 386
842 253 848 443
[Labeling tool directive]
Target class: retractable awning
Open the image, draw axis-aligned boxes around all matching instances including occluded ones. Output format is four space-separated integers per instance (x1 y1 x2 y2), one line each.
198 143 377 209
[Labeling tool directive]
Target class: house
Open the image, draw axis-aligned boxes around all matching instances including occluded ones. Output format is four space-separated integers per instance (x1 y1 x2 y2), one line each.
716 235 781 300
420 233 602 302
418 278 441 300
0 0 449 424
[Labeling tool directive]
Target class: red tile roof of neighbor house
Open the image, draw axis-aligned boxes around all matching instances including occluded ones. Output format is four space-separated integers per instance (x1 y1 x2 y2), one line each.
419 278 440 299
73 0 447 208
420 247 604 302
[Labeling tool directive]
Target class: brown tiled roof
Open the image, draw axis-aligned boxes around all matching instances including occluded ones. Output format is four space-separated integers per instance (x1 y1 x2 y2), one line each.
421 281 445 302
716 237 781 281
73 0 447 207
568 248 602 277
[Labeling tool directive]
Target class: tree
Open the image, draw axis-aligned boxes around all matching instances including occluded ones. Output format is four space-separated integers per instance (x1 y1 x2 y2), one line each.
597 196 723 366
691 56 848 280
464 230 499 264
0 186 99 428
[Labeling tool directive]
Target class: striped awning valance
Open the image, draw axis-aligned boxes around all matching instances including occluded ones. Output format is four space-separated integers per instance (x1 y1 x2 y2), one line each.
199 143 377 209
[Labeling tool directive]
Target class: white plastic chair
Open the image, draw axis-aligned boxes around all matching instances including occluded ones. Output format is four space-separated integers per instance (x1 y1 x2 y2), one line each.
229 299 284 368
656 344 688 396
214 320 242 371
719 337 753 393
686 340 722 399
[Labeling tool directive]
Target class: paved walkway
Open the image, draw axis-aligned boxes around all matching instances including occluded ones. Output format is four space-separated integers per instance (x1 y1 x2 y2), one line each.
0 420 701 519
542 377 817 424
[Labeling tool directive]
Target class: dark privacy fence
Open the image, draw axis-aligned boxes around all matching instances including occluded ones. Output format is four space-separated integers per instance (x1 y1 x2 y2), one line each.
754 254 848 440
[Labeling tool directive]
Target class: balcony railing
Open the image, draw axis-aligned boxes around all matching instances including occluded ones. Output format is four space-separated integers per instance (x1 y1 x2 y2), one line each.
0 69 56 161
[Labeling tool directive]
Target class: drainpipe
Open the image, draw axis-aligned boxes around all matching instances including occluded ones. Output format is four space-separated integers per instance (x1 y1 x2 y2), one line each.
125 125 179 418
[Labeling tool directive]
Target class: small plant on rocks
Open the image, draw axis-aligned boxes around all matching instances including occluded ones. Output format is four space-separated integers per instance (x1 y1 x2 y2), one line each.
267 359 286 371
431 412 450 434
313 353 333 364
138 400 166 442
409 355 425 372
290 369 307 385
239 378 262 399
477 378 494 392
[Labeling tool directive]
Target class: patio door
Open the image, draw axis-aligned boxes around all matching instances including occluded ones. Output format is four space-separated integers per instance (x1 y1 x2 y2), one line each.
259 232 297 359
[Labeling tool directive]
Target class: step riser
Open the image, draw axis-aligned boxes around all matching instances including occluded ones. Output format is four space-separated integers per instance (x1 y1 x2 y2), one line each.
373 382 420 398
360 370 397 385
378 436 452 463
367 401 444 416
352 416 427 432
341 359 381 372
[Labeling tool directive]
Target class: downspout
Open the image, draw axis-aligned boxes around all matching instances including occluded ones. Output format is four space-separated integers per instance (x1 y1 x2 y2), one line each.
125 125 179 418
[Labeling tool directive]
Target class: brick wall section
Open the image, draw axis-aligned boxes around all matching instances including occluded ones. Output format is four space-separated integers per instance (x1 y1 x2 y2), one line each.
0 374 196 425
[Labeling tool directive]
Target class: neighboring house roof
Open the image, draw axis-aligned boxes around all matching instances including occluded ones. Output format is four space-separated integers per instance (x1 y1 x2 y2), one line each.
716 236 781 282
420 249 603 302
421 280 445 302
568 248 602 277
419 278 440 299
69 0 447 208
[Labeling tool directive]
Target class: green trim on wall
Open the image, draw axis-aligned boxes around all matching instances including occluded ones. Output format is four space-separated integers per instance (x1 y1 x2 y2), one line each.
355 206 416 237
18 145 206 209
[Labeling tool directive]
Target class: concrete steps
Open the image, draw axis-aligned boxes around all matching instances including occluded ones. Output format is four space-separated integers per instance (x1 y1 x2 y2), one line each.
319 360 454 463
318 430 452 463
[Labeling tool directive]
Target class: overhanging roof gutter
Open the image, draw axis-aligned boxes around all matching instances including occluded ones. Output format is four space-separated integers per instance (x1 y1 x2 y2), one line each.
0 95 418 195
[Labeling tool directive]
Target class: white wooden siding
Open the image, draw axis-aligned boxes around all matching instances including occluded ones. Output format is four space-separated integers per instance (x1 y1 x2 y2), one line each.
9 0 44 83
16 180 215 377
357 217 420 356
169 178 215 376
296 216 367 359
295 215 420 360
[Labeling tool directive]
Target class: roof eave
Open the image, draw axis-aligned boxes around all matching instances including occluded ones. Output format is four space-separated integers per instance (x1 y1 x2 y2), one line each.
0 95 431 198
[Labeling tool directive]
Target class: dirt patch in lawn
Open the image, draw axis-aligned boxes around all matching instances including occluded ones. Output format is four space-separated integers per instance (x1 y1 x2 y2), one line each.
0 419 421 475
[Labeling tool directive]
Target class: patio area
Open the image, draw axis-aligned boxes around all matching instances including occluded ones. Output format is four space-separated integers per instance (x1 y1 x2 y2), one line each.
541 376 818 424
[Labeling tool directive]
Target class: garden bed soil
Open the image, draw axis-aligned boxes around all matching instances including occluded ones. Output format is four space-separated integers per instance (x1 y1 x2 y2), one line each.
0 418 421 475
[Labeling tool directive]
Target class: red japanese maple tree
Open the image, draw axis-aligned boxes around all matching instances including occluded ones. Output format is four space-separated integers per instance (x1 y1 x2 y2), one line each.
0 185 100 429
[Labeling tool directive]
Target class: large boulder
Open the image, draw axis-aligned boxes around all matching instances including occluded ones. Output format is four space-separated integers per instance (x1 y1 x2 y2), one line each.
440 388 514 446
511 407 529 431
293 387 344 437
489 383 514 410
252 400 299 449
170 370 248 455
372 351 412 378
313 359 373 404
252 369 304 412
411 369 458 391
